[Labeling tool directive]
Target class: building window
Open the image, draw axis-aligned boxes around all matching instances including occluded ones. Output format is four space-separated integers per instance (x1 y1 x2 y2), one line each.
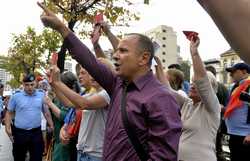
223 59 227 68
162 44 166 48
231 58 235 66
162 37 166 40
162 52 166 55
162 29 166 32
162 59 166 63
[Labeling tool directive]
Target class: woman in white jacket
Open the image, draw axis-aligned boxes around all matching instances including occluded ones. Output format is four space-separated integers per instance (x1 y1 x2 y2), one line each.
155 36 221 161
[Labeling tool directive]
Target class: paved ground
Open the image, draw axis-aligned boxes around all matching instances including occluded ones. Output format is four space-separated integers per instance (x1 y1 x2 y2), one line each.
0 125 14 161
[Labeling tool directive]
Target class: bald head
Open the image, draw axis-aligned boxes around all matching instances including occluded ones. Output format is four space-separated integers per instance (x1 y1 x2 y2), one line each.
126 33 155 66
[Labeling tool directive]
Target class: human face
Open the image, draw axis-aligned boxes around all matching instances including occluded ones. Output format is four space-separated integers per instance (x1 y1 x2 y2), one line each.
113 35 149 80
23 81 36 95
188 81 201 103
78 67 92 88
230 69 247 82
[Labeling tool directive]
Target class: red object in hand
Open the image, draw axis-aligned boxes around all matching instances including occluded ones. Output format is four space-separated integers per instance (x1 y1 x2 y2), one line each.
51 52 58 65
94 13 104 25
183 31 199 41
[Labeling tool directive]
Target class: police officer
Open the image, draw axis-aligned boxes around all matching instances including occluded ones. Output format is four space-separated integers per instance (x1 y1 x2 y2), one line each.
5 74 54 161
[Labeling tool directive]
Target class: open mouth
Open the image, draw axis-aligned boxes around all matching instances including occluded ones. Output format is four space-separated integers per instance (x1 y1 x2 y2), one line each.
114 62 121 71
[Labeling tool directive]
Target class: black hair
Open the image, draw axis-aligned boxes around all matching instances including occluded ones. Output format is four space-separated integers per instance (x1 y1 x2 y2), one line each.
126 33 154 66
168 64 181 70
61 71 81 94
205 65 216 76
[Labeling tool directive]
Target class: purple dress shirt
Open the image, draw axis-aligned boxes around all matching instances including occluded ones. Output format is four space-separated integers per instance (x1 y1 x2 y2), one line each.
64 32 182 161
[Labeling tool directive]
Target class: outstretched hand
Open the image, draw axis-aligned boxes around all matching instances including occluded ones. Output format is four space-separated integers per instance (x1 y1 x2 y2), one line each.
37 2 70 37
154 56 168 85
190 36 200 56
100 21 111 34
48 65 61 84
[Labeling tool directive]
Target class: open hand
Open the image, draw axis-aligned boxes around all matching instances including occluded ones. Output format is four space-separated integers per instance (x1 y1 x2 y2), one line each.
100 21 111 34
48 65 61 84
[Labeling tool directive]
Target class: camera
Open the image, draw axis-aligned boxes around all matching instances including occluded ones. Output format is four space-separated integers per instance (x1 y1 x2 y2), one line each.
239 92 250 103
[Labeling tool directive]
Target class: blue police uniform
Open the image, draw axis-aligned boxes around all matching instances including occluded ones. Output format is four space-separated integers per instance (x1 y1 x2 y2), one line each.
8 89 46 161
0 96 3 126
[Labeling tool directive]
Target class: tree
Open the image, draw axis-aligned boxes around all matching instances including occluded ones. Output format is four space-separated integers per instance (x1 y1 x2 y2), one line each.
0 27 61 88
180 60 191 82
44 0 142 71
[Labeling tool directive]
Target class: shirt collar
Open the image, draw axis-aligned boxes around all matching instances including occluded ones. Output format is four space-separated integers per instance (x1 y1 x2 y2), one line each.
132 70 154 91
23 90 37 96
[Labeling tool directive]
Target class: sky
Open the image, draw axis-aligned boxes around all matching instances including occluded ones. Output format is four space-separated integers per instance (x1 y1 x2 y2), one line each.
0 0 230 61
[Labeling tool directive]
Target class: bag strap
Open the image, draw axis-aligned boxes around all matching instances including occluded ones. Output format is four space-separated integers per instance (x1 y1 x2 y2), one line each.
120 82 150 161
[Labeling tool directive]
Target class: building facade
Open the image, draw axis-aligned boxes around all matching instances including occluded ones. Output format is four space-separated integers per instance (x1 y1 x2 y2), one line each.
145 25 180 69
220 49 242 86
0 68 12 91
204 58 221 81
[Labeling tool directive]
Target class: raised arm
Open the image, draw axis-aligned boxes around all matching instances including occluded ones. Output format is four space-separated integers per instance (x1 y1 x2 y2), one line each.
101 22 119 50
52 85 74 107
38 2 116 95
190 37 220 114
190 37 206 80
197 0 250 64
50 66 108 110
154 56 186 106
93 43 106 58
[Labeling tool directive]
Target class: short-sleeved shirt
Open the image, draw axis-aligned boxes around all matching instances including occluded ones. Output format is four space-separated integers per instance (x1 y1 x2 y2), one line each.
225 79 250 136
77 89 110 158
8 90 45 130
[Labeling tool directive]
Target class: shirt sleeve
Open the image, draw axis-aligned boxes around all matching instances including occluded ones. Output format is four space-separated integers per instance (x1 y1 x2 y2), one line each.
97 90 110 104
8 95 16 112
194 76 221 115
64 32 116 96
146 93 182 161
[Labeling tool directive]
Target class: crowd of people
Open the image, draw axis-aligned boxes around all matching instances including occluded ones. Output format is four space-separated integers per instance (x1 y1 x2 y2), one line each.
0 1 250 161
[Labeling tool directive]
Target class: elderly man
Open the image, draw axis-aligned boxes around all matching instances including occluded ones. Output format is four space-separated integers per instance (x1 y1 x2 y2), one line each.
38 2 182 161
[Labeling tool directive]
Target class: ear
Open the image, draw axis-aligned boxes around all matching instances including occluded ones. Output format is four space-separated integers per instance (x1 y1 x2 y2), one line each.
138 51 151 66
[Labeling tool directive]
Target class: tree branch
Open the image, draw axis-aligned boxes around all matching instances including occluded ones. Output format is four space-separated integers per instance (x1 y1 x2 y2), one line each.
55 3 70 14
77 0 101 14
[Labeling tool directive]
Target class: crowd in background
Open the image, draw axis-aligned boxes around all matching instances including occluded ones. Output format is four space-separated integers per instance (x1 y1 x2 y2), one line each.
0 1 250 161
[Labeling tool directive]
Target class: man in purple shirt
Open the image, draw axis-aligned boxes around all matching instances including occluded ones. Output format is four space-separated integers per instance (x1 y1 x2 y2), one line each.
38 3 182 160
